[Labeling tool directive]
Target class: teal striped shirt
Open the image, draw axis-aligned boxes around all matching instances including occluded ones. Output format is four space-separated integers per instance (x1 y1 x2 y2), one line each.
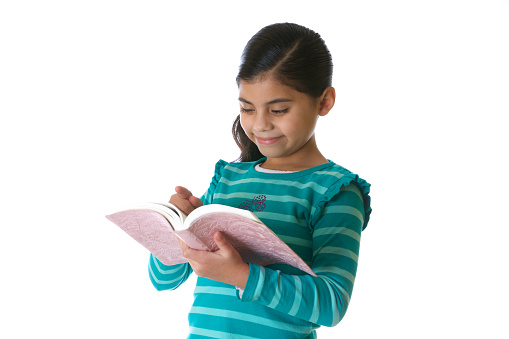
149 159 372 338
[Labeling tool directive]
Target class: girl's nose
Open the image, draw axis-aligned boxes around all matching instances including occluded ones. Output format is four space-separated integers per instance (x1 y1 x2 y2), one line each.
253 111 273 132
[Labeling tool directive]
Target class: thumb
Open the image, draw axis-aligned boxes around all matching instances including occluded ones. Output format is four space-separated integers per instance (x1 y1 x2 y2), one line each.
175 186 193 199
189 195 203 208
214 232 234 254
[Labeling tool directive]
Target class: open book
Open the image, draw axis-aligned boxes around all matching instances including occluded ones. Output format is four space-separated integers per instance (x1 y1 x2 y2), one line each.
106 203 315 276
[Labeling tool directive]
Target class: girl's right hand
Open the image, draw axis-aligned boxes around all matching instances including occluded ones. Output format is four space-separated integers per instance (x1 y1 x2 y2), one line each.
169 186 203 215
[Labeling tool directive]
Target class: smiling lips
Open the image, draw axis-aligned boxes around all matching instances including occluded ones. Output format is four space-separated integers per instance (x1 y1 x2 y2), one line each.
255 136 282 145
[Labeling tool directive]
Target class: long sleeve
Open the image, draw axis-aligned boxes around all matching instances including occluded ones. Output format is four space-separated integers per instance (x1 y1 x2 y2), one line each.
238 184 364 326
148 253 193 291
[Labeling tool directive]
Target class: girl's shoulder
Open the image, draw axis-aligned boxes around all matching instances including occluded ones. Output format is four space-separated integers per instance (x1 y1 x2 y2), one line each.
313 161 372 230
212 159 367 187
210 158 372 230
314 161 370 190
213 159 369 199
212 159 253 176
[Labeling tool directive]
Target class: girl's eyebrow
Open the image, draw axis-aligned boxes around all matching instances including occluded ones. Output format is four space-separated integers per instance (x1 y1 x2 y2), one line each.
238 97 293 105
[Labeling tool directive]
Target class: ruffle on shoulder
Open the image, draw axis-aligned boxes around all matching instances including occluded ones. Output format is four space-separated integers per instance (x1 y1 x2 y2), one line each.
201 159 229 205
212 159 229 183
313 172 372 231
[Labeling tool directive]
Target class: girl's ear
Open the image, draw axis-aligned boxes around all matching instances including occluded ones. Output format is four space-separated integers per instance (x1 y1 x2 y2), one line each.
318 87 336 117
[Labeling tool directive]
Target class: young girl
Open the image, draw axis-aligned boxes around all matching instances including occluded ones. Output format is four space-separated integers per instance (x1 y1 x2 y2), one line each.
149 23 372 338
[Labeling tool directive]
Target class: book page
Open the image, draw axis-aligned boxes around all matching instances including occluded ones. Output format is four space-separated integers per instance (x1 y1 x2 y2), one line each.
106 209 187 266
125 202 183 230
152 202 187 227
184 204 262 229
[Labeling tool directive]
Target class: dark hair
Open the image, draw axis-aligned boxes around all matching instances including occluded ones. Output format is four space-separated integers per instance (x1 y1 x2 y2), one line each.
232 23 333 162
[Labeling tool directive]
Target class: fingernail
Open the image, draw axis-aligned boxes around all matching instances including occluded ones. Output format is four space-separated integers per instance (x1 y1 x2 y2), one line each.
216 232 223 241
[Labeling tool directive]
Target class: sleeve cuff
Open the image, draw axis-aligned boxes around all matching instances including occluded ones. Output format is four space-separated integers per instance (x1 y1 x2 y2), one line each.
236 263 266 302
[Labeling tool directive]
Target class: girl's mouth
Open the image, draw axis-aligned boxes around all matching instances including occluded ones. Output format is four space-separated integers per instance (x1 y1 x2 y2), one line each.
255 136 282 145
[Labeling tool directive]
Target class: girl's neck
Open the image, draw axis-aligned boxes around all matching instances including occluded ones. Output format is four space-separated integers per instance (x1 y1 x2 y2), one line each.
261 156 328 172
260 137 328 172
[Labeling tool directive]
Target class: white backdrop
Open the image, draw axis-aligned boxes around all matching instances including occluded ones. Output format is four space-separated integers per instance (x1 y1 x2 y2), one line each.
1 1 508 338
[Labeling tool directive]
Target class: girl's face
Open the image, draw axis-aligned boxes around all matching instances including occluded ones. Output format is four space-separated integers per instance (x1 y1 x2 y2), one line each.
238 77 331 170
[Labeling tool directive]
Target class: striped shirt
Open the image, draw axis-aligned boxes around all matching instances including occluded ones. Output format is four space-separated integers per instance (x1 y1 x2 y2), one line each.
149 159 372 338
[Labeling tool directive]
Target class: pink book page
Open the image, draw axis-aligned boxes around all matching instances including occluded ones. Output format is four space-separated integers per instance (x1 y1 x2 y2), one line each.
106 209 191 266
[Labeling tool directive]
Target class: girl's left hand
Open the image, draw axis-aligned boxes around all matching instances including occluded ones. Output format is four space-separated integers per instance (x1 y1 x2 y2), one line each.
177 231 250 289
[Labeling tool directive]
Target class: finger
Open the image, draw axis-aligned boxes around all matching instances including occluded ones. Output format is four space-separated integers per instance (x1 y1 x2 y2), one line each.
174 234 183 246
181 244 207 264
189 196 204 209
177 236 194 257
175 234 185 251
214 232 234 255
169 195 196 215
175 186 193 199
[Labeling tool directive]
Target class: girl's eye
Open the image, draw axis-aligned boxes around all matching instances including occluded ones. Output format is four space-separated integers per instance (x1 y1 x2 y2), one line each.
271 108 289 115
240 107 254 114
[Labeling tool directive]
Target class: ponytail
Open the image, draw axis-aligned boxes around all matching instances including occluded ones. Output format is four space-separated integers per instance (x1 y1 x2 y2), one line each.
232 115 264 162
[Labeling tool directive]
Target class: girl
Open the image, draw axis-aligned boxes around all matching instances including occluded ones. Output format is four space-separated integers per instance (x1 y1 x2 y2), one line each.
149 23 372 338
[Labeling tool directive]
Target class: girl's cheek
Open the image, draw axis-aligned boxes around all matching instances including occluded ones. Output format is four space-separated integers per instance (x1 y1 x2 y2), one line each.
239 115 251 132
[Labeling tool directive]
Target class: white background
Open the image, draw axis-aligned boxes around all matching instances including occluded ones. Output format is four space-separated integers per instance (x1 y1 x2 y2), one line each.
1 1 508 338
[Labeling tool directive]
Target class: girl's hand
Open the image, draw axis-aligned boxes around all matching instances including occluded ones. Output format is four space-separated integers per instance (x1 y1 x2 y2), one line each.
169 186 203 215
178 231 250 289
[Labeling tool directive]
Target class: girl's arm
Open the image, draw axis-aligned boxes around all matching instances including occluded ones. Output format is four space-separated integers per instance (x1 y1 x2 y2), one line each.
238 184 365 326
148 254 193 291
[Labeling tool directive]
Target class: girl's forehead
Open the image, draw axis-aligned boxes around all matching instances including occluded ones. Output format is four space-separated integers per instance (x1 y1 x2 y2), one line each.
239 76 290 90
238 78 300 102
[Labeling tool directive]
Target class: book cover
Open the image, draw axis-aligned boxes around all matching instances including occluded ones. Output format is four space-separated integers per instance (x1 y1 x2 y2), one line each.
106 204 315 276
